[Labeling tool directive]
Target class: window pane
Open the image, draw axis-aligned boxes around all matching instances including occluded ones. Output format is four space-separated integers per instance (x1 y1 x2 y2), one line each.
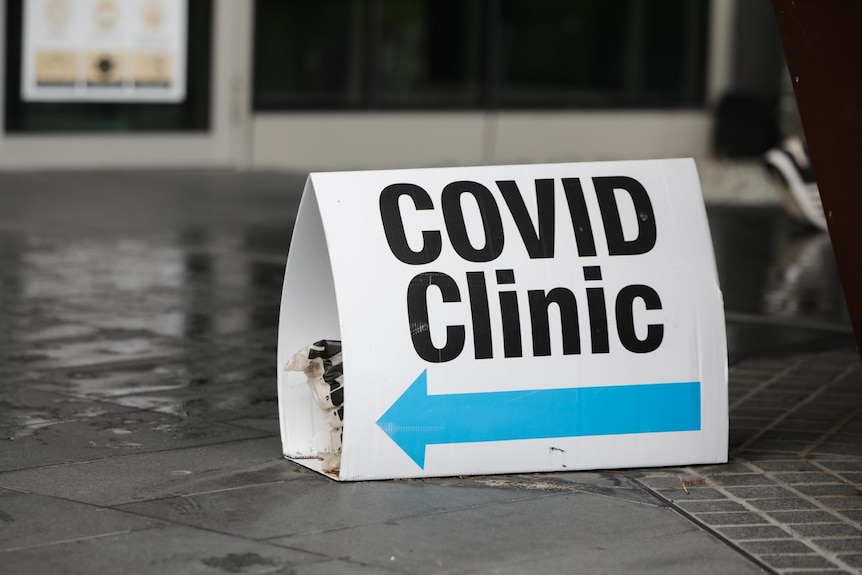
254 0 367 109
379 0 483 107
496 0 707 108
250 0 708 111
4 0 212 132
497 0 630 107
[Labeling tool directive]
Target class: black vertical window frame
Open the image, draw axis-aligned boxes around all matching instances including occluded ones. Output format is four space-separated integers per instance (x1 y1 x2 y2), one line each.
366 0 382 106
484 0 501 109
4 0 212 133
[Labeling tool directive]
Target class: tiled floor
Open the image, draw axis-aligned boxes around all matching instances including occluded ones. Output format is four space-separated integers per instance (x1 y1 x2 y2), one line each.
0 167 859 574
641 349 862 574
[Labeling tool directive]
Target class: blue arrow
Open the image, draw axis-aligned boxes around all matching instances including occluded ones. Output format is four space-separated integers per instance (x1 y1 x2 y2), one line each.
376 370 701 468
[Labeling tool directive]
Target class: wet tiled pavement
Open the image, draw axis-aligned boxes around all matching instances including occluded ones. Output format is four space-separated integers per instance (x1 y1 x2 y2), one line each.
0 166 860 574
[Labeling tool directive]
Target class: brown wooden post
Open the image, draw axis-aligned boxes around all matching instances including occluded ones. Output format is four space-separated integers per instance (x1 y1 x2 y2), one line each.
772 0 862 360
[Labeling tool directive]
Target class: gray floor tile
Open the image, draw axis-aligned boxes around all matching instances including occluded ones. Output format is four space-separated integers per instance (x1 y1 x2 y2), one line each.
843 510 862 522
656 487 726 501
747 497 818 511
768 510 842 524
751 460 820 472
227 416 281 434
0 489 160 552
466 472 660 506
29 350 276 404
28 360 203 399
795 483 862 497
269 491 764 575
676 500 747 513
835 471 862 483
0 337 179 371
462 530 766 575
792 523 862 537
717 525 792 540
819 496 862 510
0 387 130 441
104 379 279 422
0 404 268 472
0 436 302 506
710 474 775 487
757 553 837 569
116 477 562 541
738 539 814 554
724 486 796 499
291 560 402 575
695 512 769 526
820 460 862 472
0 524 323 575
810 537 862 553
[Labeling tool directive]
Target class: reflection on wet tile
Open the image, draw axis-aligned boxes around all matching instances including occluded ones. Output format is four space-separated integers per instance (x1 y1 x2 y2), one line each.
0 390 268 472
26 362 200 398
0 388 128 441
763 233 845 318
708 205 849 328
268 493 764 575
725 320 855 364
226 416 281 435
14 324 101 343
0 490 161 552
106 380 278 421
18 337 275 405
116 477 560 540
0 437 300 507
0 337 179 371
0 524 323 575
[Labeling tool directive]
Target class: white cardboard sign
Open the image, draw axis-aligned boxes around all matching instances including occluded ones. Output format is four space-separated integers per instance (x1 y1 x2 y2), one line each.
278 159 727 481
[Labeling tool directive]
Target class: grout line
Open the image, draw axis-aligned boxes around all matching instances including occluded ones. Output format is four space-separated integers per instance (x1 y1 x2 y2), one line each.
0 354 185 376
109 480 291 507
0 529 142 553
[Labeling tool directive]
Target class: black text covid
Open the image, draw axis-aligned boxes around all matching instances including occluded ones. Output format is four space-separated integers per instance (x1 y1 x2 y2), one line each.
379 177 664 363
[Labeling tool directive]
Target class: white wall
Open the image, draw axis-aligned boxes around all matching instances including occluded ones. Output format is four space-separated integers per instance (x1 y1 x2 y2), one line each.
251 111 712 171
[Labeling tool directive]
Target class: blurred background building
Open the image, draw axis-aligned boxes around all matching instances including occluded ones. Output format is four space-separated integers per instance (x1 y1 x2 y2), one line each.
0 0 788 171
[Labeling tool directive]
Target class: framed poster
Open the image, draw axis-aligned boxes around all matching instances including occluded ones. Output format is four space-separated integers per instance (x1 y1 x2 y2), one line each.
21 0 187 102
